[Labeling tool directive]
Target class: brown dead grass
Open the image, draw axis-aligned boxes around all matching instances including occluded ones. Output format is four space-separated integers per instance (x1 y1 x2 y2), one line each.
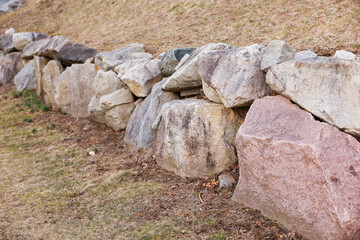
0 0 359 55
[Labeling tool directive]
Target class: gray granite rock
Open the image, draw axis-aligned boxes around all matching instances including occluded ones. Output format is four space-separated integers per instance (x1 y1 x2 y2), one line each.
14 60 36 92
160 47 196 77
294 50 317 61
0 35 15 54
260 40 296 71
0 52 25 85
21 38 50 59
13 32 49 51
57 42 97 65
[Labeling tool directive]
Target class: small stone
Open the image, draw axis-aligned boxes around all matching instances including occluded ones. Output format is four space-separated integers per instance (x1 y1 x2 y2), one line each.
260 40 296 71
294 50 317 60
334 50 356 60
5 28 15 36
218 174 236 188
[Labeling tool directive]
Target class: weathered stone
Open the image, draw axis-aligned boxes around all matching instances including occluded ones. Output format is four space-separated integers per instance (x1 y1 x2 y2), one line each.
5 28 15 36
232 95 360 240
122 59 162 97
162 43 231 92
55 63 96 117
266 57 360 136
103 103 136 131
13 32 49 51
0 52 25 85
198 44 270 108
0 50 3 63
21 39 50 59
174 54 190 71
39 36 70 59
0 35 15 54
201 80 222 103
57 42 97 65
14 60 36 92
34 56 50 97
114 58 149 76
0 0 26 13
294 50 317 61
88 96 106 123
160 47 196 77
180 88 201 97
95 43 152 71
125 79 180 151
93 70 124 98
260 40 296 71
42 60 64 107
218 174 236 188
334 50 356 60
100 88 134 110
155 99 244 178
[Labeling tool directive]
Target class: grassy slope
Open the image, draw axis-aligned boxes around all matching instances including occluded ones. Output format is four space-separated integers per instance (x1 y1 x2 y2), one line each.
0 0 359 55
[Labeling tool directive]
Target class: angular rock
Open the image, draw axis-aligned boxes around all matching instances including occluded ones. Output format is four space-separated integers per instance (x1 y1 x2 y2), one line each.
14 60 36 92
55 63 96 117
21 39 50 59
266 57 360 136
88 96 106 123
100 88 134 110
57 42 97 65
13 32 49 51
155 99 244 178
0 35 15 54
201 80 222 103
260 40 296 71
114 58 149 76
0 52 25 85
125 79 180 151
42 60 64 107
39 36 70 59
294 50 317 61
198 44 270 108
93 70 124 98
334 50 356 60
34 56 50 97
122 59 162 97
95 43 153 71
232 95 360 240
180 88 201 97
103 103 136 131
5 28 15 36
160 47 196 77
162 43 231 92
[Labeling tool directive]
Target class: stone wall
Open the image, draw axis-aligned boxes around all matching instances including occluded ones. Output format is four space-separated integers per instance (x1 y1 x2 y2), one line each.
0 29 359 240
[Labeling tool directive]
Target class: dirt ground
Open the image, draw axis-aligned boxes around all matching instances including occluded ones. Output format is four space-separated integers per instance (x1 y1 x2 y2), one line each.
0 85 306 239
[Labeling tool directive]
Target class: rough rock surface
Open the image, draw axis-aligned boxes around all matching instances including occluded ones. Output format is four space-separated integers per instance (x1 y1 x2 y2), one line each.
160 47 196 77
21 39 50 59
334 50 356 60
122 59 162 97
201 80 222 103
95 43 152 71
55 63 96 117
232 95 360 240
294 50 317 60
155 99 244 178
180 88 201 97
93 70 124 98
13 32 49 51
125 79 180 151
218 174 236 188
14 60 36 92
266 57 360 136
114 58 149 76
4 28 15 36
100 88 134 110
39 36 70 59
42 60 64 107
198 44 270 108
162 43 231 92
0 35 15 53
34 56 49 97
103 103 136 131
57 42 97 65
0 52 25 85
260 40 296 71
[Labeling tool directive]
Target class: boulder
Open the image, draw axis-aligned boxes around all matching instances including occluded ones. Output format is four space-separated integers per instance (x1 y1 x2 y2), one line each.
57 42 97 65
14 60 36 92
55 63 96 117
0 52 25 85
122 59 162 97
114 58 149 76
260 40 296 71
294 50 317 61
125 79 180 151
198 44 270 108
21 39 50 59
103 103 136 131
88 96 106 123
155 99 245 178
5 28 15 36
39 36 70 59
13 32 49 51
93 70 124 98
334 50 356 60
232 95 360 240
0 35 15 54
42 60 64 107
160 47 196 77
100 88 134 110
34 56 50 97
162 43 231 92
180 88 201 97
266 57 360 136
95 43 152 71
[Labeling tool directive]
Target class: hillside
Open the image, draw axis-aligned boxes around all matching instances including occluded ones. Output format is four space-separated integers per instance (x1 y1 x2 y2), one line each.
0 0 359 55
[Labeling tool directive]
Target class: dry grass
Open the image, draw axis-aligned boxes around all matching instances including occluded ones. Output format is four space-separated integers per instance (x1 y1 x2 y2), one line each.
0 0 359 55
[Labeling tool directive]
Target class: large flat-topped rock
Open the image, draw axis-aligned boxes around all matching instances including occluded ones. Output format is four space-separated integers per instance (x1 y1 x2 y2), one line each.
13 32 49 51
57 42 97 65
232 95 360 240
266 57 360 136
198 44 269 107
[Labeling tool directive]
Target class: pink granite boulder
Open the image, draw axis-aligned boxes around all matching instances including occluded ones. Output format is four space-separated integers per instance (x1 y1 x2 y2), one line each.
232 95 360 240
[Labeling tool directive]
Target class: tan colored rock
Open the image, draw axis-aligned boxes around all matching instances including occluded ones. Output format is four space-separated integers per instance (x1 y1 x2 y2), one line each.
93 70 124 98
201 80 222 103
232 95 360 240
42 60 64 107
104 103 136 131
155 99 245 178
34 56 50 97
100 88 134 110
180 88 201 97
13 32 49 51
